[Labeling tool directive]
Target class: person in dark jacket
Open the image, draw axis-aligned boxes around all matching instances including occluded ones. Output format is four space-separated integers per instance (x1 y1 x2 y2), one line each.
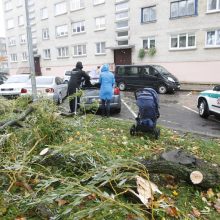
68 61 90 113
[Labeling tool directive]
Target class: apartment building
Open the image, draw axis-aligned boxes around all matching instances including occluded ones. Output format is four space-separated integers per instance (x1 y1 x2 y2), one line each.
0 37 8 72
3 0 220 83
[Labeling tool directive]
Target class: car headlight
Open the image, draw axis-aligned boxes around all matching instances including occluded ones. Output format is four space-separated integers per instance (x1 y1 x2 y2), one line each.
167 77 175 82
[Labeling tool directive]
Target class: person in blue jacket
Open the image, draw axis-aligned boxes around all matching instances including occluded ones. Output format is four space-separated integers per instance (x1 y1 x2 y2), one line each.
99 64 115 117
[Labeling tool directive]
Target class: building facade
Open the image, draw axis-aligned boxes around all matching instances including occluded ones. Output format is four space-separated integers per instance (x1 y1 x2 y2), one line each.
0 37 8 72
3 0 220 83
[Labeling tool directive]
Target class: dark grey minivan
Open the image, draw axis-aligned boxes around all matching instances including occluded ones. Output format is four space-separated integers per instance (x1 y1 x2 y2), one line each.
115 65 180 94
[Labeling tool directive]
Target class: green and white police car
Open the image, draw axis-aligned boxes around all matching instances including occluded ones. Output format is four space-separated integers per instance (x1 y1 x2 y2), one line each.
197 85 220 119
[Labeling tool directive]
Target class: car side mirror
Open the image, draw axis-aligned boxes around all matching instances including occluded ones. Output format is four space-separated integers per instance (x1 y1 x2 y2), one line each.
213 85 220 91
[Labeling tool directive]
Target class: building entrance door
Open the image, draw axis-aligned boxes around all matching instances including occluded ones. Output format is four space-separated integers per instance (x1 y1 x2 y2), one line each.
34 57 41 76
114 49 132 65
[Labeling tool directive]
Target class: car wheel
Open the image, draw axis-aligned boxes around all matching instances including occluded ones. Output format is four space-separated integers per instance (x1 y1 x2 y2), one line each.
118 82 126 91
158 85 167 94
198 100 209 118
58 93 62 104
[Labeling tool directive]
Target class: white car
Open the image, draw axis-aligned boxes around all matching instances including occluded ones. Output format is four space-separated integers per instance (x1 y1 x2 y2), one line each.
21 76 68 104
0 74 30 98
197 85 220 118
63 71 72 83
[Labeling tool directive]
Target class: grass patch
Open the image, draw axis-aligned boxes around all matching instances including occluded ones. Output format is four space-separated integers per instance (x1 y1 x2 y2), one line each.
0 99 219 219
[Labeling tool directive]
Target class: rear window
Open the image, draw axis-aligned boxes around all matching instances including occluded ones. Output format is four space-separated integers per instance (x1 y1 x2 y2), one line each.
6 75 29 83
118 66 139 75
27 77 53 85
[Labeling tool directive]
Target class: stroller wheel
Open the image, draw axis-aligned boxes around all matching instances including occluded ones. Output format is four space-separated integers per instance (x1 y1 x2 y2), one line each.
154 128 160 139
130 125 136 136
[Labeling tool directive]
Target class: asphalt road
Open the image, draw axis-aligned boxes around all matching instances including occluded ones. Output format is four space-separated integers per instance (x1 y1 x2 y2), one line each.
115 91 220 138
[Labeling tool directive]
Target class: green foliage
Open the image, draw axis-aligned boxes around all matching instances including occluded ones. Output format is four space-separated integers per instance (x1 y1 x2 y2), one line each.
0 98 219 219
146 47 157 57
138 48 146 59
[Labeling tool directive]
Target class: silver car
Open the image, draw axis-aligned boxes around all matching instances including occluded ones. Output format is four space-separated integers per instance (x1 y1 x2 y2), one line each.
21 76 68 104
81 87 121 113
0 74 30 98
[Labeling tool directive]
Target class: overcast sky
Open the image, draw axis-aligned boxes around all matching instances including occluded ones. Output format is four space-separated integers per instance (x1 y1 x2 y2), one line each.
0 1 5 37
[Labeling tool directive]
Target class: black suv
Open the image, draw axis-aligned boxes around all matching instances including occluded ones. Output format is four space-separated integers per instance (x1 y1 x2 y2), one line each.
115 65 180 94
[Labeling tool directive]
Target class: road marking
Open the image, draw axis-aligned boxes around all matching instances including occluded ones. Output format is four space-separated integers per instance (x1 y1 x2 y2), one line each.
121 99 137 118
182 105 198 114
161 119 180 125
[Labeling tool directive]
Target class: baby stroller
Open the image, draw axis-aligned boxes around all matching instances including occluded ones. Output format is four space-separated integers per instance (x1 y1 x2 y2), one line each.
130 88 160 139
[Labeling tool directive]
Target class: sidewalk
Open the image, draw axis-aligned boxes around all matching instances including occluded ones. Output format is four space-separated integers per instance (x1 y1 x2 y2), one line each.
180 83 216 92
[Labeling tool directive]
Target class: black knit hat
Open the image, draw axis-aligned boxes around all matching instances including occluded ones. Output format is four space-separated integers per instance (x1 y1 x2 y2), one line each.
76 61 83 69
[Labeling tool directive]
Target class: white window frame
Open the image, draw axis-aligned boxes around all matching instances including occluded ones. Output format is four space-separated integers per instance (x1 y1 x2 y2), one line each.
170 33 196 50
43 49 51 59
205 29 220 47
21 52 28 61
42 28 50 40
72 21 85 34
20 34 26 44
207 0 220 12
115 2 128 12
18 15 24 26
73 44 87 57
7 19 14 29
41 7 48 20
17 0 23 7
57 47 69 58
95 16 106 30
56 24 68 37
93 0 105 5
143 37 156 49
54 2 67 16
142 6 156 23
10 54 18 63
70 0 85 11
5 1 12 11
95 42 106 55
117 40 128 46
8 37 16 46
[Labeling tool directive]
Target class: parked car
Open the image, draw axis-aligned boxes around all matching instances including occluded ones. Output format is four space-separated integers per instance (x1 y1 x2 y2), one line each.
81 85 121 114
197 85 220 119
0 74 30 98
21 76 68 104
115 65 180 94
0 72 8 85
63 70 72 83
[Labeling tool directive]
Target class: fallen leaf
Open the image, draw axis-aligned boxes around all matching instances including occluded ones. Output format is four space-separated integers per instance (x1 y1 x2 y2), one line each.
207 188 215 198
15 217 27 220
56 199 68 207
192 207 201 218
166 206 179 217
214 199 220 213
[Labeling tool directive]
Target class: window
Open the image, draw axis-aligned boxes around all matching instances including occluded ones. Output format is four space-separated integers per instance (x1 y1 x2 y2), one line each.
95 16 106 30
170 0 197 18
94 0 105 5
206 30 220 46
170 33 196 49
115 2 128 12
57 47 69 58
73 44 86 56
141 6 156 23
41 7 48 20
10 54 18 62
54 2 67 16
116 20 128 29
43 49 51 59
116 11 128 20
207 0 220 11
118 40 128 45
96 42 106 54
56 25 68 37
117 31 128 37
20 34 26 44
42 28 49 40
72 21 85 33
8 37 16 46
22 52 28 61
70 0 85 11
5 1 12 11
7 19 14 29
18 15 24 26
143 37 156 49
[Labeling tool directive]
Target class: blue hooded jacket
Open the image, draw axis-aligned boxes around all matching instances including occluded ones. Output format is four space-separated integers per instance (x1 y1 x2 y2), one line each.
99 64 115 100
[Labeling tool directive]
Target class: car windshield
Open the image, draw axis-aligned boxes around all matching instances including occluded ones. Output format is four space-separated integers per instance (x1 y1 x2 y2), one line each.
27 77 53 85
6 75 29 83
153 65 171 76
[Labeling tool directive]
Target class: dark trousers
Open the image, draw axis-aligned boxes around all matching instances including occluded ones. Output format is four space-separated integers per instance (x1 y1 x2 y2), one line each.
101 99 111 117
69 88 80 113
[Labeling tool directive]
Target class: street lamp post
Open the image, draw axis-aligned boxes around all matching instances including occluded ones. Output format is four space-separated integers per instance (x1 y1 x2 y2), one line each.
24 0 37 100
